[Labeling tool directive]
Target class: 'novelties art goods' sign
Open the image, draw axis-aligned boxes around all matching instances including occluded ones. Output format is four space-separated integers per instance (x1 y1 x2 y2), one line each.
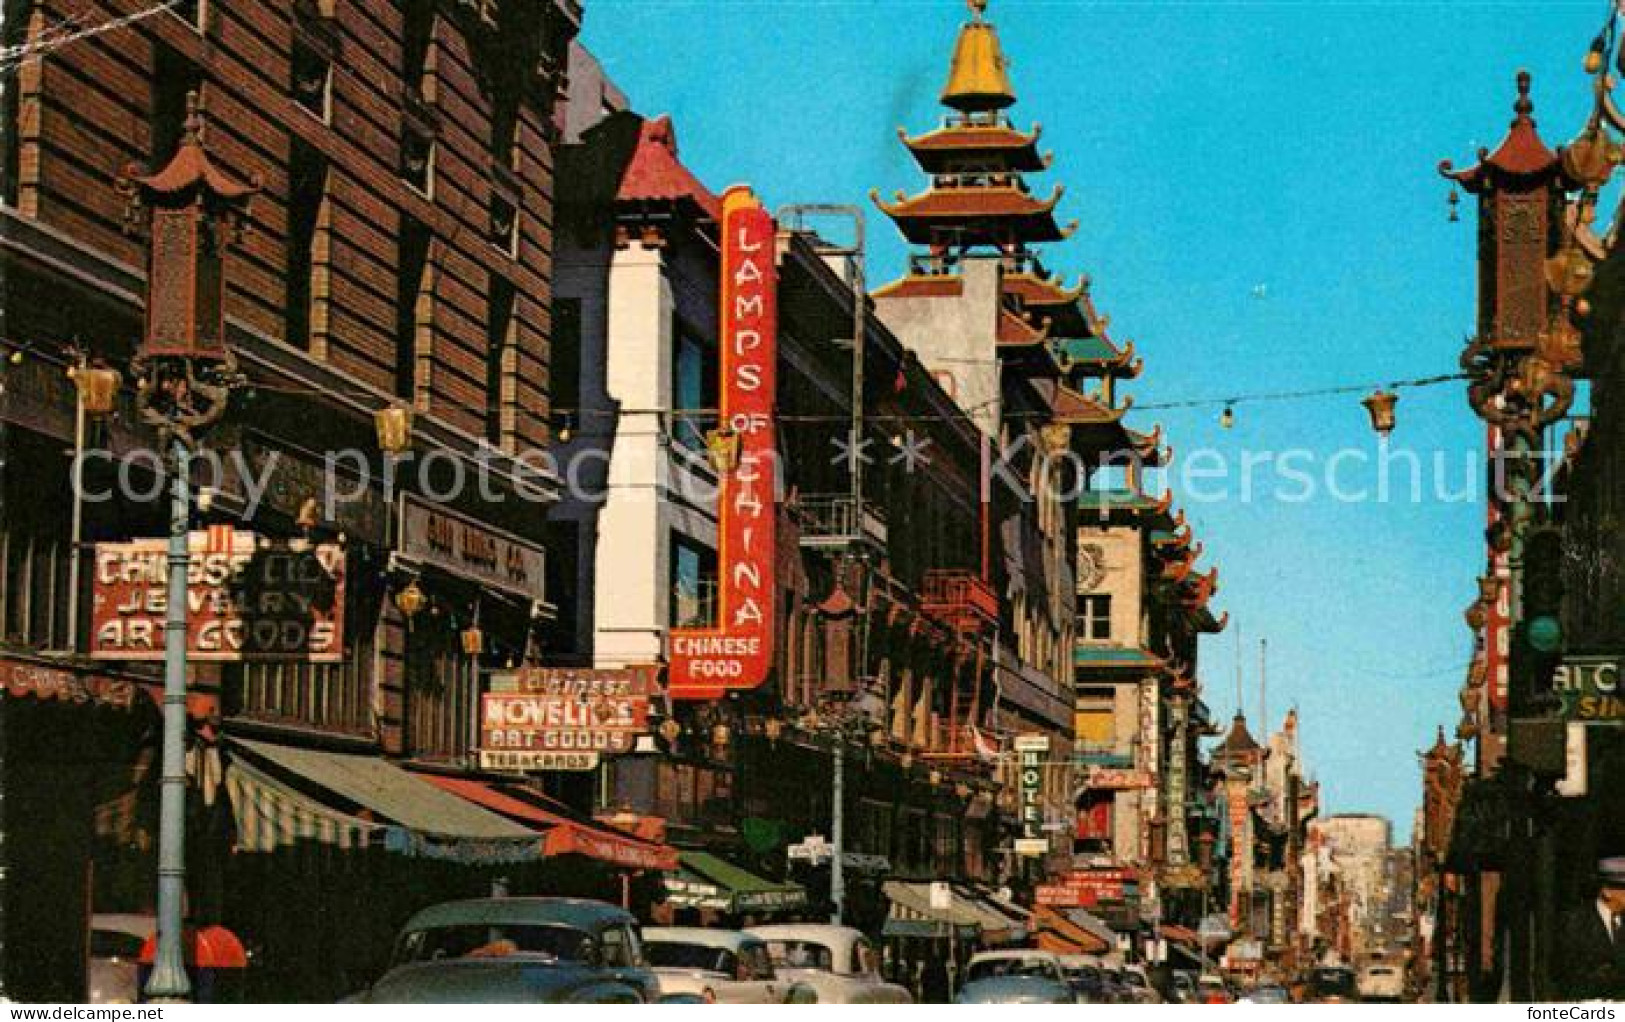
669 186 778 699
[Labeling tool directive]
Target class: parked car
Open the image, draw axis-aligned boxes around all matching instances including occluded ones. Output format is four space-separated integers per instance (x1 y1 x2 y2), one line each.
1357 963 1405 1002
747 924 911 1003
1056 953 1112 1003
642 927 816 1003
1241 983 1292 1004
1169 970 1199 1004
350 898 663 1003
955 950 1076 1004
88 914 151 1004
1119 963 1163 1003
1308 965 1361 1004
1196 972 1234 1004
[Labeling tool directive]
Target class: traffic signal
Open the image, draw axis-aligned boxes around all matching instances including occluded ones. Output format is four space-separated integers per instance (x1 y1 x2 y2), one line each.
1512 526 1566 708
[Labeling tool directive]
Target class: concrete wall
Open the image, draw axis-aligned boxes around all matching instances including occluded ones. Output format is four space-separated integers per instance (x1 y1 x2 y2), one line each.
873 258 1003 436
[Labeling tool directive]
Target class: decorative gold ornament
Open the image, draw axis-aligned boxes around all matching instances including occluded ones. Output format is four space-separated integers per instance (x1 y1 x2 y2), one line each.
375 404 414 454
394 580 427 620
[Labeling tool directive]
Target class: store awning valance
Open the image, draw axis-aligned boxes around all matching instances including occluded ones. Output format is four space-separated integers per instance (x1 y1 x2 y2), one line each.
881 881 985 940
421 775 677 871
228 739 541 865
666 851 807 914
1033 905 1110 954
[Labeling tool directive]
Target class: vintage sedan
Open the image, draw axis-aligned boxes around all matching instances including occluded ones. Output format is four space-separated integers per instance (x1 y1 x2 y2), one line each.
955 950 1076 1004
746 924 912 1003
351 898 662 1003
643 927 816 1003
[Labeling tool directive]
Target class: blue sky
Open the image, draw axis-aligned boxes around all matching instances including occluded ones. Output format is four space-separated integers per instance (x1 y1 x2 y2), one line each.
581 0 1608 841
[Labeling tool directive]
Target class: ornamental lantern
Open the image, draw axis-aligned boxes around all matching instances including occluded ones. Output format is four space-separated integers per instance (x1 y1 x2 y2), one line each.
703 427 741 474
1362 390 1398 438
119 91 260 362
375 404 414 455
69 365 122 417
394 579 427 621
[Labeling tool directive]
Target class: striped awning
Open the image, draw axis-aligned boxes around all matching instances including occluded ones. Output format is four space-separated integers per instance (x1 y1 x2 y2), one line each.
881 881 982 939
226 739 544 864
226 755 382 853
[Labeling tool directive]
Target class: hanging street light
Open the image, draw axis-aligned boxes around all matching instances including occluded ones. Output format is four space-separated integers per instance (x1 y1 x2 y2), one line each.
1362 389 1398 437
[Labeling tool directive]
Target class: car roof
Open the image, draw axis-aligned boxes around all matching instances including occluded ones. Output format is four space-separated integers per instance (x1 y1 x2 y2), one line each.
402 897 635 933
644 927 757 951
969 949 1060 964
747 924 860 951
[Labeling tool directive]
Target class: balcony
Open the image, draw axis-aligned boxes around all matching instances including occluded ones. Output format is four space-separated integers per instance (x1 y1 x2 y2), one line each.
919 569 999 632
796 494 887 552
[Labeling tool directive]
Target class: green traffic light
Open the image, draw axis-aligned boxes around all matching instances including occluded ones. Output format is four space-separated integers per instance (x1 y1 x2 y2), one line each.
1528 615 1563 653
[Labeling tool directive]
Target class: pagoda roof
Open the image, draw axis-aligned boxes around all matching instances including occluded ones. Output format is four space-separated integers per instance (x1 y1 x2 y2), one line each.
1049 384 1127 426
997 306 1050 347
1438 71 1565 194
1216 713 1262 761
900 122 1049 173
124 92 259 203
615 115 721 219
872 273 966 300
871 183 1074 245
1127 423 1169 465
1078 486 1173 519
1074 644 1163 670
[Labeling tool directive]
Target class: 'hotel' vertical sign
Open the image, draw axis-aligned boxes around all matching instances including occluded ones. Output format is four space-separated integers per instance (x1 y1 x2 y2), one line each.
669 186 778 699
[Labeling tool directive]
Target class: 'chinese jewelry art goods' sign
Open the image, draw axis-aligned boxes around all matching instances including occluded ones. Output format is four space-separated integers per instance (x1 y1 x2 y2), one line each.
479 666 655 771
90 527 344 661
669 186 778 699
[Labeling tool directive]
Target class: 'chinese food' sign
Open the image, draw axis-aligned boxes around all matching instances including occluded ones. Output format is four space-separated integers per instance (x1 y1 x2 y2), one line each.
669 185 778 699
90 527 344 661
479 666 655 771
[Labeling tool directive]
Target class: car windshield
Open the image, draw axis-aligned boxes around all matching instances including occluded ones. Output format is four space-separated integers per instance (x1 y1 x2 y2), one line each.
765 940 833 971
966 957 1057 983
393 924 594 965
643 942 735 974
1123 972 1148 988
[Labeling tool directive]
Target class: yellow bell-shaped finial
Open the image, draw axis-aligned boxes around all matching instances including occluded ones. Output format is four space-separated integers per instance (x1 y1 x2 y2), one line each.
941 0 1015 113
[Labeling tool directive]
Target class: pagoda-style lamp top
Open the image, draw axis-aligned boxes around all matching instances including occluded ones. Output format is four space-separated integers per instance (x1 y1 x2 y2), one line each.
942 0 1016 113
119 91 261 363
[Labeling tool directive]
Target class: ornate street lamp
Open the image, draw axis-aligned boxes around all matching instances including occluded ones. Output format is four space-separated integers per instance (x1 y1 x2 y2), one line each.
118 91 259 1004
375 403 415 455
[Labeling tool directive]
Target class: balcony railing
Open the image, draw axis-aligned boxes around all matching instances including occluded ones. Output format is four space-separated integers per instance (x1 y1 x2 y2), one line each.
919 569 999 631
796 494 887 551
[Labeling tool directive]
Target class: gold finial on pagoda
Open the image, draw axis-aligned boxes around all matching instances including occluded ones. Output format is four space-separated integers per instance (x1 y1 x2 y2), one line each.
182 89 205 147
942 0 1015 112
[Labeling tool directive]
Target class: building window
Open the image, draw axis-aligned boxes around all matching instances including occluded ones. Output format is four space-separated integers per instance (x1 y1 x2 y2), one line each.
150 48 202 172
669 533 717 629
671 325 716 454
290 39 333 121
400 127 434 195
1079 594 1112 640
395 218 433 401
286 138 330 353
488 194 518 257
550 297 581 436
485 276 516 447
401 0 436 100
169 0 205 32
490 86 520 173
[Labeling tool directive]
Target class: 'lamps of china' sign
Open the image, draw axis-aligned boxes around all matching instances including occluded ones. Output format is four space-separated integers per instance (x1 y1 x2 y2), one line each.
669 186 778 700
479 666 655 772
90 527 344 661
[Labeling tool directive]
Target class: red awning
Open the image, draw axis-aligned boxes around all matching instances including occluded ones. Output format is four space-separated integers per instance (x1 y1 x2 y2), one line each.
422 775 677 871
138 926 247 969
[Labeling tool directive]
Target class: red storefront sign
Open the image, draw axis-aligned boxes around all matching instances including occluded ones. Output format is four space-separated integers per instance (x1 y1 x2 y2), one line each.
1035 868 1139 908
479 666 654 767
669 186 778 699
89 528 345 661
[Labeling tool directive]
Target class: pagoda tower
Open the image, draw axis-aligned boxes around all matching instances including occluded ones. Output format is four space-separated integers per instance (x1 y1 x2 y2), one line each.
872 0 1139 442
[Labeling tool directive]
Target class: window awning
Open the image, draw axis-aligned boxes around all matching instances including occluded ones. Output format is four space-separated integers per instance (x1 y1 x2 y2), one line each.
667 851 807 915
228 738 541 865
421 775 677 871
881 881 986 940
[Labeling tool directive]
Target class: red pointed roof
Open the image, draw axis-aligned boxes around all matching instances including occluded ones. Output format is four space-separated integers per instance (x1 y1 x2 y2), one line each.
997 306 1050 347
123 92 259 202
1049 384 1125 425
1438 71 1564 194
873 274 967 299
616 115 721 219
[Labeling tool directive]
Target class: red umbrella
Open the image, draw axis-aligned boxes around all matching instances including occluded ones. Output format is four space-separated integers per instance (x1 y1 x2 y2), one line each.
138 926 247 969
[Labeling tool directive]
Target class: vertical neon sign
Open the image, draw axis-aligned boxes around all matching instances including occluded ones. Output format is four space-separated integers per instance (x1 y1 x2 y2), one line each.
669 186 778 699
